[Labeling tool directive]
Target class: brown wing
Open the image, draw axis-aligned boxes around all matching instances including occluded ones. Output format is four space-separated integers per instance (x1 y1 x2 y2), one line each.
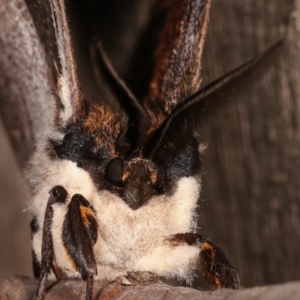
0 0 57 166
0 0 85 167
146 0 211 116
146 41 284 160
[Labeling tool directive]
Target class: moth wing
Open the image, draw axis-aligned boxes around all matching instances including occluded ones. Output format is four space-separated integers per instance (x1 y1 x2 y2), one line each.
146 41 284 161
146 0 212 114
0 0 81 167
0 0 56 166
46 0 82 122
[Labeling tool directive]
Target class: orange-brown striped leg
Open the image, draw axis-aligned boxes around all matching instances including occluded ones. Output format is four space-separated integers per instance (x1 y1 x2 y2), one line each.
62 194 98 300
198 235 241 289
169 233 241 289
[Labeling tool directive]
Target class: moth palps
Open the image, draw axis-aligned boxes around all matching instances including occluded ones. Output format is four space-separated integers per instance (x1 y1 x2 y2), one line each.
0 0 282 299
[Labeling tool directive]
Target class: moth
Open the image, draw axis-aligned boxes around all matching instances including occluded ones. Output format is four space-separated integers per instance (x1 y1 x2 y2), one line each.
0 0 281 299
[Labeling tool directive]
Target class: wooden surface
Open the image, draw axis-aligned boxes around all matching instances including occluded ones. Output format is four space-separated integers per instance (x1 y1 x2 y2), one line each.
1 277 300 300
199 0 300 287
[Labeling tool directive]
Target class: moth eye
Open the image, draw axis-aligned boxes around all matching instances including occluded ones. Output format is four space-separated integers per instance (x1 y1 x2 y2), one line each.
106 157 124 187
63 131 74 143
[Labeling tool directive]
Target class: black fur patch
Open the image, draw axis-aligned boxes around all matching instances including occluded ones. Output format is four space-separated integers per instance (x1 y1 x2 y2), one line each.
30 216 39 234
32 249 42 279
30 216 41 279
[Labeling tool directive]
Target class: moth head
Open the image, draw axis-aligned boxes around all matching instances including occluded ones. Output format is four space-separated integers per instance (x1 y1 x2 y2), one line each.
48 96 203 211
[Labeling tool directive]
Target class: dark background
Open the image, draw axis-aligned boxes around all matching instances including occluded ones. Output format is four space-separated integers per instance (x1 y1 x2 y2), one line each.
0 0 299 289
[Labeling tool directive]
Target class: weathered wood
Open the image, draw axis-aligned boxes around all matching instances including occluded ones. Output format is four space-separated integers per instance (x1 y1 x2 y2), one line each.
1 277 300 300
199 0 300 288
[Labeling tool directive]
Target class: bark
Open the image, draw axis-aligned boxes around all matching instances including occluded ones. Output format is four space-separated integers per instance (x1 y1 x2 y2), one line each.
1 277 300 300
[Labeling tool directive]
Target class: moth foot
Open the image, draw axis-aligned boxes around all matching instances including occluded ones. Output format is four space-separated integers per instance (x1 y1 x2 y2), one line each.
197 235 241 289
115 271 159 286
169 233 241 289
115 275 135 286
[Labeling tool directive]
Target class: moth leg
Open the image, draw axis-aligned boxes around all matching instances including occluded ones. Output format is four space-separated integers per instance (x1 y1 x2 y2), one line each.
198 234 241 289
35 185 68 300
169 233 241 289
30 217 42 279
116 271 159 286
63 194 98 300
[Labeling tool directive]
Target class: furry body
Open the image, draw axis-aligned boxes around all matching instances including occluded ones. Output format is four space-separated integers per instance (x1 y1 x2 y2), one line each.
31 160 200 281
29 104 202 282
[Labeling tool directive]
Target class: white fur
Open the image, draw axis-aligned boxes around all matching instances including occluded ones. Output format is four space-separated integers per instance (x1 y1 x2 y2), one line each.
50 0 81 125
30 152 201 281
57 75 73 122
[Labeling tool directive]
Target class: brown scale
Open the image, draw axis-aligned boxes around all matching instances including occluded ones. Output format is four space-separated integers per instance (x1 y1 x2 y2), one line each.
82 105 120 137
147 0 211 116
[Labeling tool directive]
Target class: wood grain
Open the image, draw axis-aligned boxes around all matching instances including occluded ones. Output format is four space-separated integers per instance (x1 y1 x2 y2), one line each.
200 0 300 288
1 277 300 300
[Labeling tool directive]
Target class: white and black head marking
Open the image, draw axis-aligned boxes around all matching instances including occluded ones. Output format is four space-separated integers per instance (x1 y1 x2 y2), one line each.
12 0 282 299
